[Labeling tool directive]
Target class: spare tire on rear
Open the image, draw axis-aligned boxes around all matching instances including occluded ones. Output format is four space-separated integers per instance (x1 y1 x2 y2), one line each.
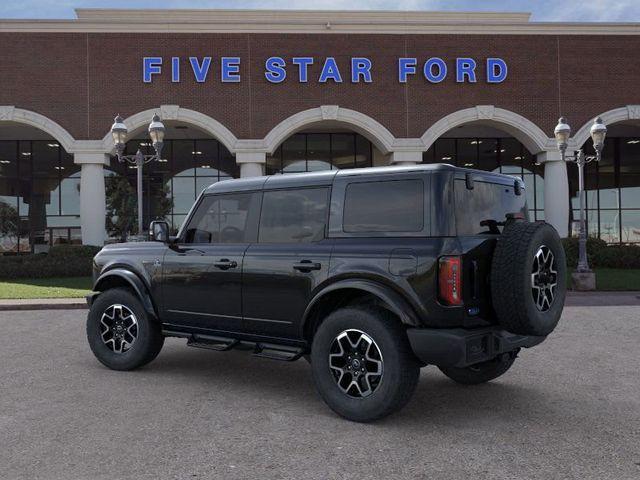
490 221 566 336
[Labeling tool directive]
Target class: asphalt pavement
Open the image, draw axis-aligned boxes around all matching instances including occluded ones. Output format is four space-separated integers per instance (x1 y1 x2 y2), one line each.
0 306 639 480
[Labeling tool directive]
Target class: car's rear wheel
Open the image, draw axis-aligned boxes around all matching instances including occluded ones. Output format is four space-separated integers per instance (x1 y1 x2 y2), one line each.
87 288 164 371
311 306 420 422
438 352 517 385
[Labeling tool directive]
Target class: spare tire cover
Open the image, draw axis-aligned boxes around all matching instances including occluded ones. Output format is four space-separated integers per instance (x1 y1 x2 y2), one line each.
490 221 567 336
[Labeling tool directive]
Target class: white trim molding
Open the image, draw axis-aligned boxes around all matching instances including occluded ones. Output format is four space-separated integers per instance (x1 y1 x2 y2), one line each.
100 105 239 155
421 105 553 154
263 106 397 155
571 105 640 149
2 9 640 35
0 106 76 153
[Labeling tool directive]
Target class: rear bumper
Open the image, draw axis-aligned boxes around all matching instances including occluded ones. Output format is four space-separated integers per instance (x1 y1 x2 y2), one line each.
406 326 546 368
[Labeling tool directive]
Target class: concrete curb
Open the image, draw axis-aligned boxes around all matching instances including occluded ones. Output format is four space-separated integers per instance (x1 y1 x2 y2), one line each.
0 298 88 311
1 291 639 312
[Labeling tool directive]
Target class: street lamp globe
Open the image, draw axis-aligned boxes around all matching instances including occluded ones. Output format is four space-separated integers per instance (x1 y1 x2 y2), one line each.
590 116 607 154
148 113 165 156
554 117 571 154
110 115 128 153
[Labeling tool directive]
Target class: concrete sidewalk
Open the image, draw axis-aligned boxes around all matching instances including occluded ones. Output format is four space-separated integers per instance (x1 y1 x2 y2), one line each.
0 291 639 311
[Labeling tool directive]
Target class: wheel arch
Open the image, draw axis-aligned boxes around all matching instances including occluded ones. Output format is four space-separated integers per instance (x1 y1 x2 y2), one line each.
301 279 420 341
92 269 158 319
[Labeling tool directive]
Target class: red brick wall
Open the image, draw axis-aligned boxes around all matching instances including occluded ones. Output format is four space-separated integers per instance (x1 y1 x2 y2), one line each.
1 31 639 142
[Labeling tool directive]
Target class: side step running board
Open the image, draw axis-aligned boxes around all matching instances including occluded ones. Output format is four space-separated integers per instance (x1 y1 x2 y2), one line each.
186 334 238 351
163 329 306 362
253 343 304 362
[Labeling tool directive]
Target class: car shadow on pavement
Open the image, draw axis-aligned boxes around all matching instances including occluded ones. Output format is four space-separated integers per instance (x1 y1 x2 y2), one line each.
124 342 566 426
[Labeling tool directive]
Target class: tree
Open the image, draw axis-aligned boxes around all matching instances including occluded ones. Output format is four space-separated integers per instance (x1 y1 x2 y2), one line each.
0 201 20 250
105 175 137 242
105 175 174 242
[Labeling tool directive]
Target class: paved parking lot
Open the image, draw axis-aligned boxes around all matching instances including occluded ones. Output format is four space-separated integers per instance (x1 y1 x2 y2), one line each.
1 306 639 480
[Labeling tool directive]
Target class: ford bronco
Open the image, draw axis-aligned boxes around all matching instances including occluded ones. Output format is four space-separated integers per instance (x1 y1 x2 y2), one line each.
86 164 566 422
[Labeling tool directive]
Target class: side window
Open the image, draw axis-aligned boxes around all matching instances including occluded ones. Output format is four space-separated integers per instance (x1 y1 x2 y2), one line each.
259 188 329 243
184 192 259 243
343 179 424 233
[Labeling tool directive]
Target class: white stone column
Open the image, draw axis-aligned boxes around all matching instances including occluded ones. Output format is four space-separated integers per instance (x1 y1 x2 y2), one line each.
390 151 422 165
538 151 569 238
75 152 109 246
236 151 266 178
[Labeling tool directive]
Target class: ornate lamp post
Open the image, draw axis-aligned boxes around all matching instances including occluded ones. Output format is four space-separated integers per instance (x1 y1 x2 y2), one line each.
110 114 166 238
554 116 607 278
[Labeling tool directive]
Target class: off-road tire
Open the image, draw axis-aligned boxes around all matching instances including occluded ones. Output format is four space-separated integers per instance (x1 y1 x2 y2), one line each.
310 306 420 423
439 352 517 385
87 288 164 371
491 221 566 336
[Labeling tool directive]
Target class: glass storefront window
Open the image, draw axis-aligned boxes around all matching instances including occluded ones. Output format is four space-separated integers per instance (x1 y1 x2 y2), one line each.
0 139 81 252
108 138 240 236
266 132 374 174
621 210 640 243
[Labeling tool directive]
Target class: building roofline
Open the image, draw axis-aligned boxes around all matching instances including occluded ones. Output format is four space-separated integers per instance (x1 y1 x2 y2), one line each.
0 8 639 35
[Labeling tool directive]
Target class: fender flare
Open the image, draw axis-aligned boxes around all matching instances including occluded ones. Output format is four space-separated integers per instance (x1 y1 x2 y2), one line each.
92 269 157 319
301 279 420 337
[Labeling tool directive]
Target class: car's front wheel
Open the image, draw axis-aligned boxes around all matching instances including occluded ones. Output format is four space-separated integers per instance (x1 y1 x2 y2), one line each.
311 306 420 422
87 288 164 371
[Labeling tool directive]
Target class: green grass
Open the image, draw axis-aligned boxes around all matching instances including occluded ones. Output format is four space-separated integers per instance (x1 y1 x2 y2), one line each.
0 276 93 299
568 268 640 291
0 268 638 300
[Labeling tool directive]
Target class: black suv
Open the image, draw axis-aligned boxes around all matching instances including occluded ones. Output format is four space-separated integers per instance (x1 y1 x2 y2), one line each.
87 164 566 422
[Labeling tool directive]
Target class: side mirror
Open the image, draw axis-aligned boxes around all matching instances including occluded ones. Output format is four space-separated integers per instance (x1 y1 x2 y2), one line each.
149 220 169 243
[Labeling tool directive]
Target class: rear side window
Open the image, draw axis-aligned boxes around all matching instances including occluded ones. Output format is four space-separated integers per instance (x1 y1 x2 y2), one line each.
259 188 329 243
454 180 527 235
343 180 424 233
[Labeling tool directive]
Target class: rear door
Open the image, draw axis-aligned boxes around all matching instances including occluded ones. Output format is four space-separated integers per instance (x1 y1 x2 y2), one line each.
161 191 261 332
241 187 332 339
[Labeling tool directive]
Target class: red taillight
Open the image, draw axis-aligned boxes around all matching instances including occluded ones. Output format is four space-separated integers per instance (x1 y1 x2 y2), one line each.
438 256 462 306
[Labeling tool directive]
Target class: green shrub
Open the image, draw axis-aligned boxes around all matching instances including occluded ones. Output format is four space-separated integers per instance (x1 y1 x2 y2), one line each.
562 237 640 269
592 245 640 269
0 245 101 280
561 237 607 267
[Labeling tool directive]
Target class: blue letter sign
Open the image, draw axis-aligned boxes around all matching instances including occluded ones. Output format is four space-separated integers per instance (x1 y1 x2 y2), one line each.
424 58 447 83
456 58 477 83
292 57 314 82
351 58 372 83
319 57 343 83
189 57 211 83
142 55 508 84
487 58 508 83
398 58 417 83
143 57 162 83
221 57 241 82
265 56 287 83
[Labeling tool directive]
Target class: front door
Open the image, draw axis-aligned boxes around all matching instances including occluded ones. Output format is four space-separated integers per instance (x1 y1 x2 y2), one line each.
242 187 332 339
160 191 261 333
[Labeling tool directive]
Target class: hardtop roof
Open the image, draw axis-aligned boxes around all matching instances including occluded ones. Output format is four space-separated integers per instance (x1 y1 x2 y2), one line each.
202 163 521 194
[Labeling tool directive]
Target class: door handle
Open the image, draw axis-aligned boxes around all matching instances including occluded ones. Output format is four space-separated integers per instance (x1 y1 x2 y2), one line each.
213 258 238 270
293 261 322 272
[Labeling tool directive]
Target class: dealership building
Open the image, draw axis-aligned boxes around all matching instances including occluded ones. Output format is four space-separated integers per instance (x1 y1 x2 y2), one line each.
1 8 640 251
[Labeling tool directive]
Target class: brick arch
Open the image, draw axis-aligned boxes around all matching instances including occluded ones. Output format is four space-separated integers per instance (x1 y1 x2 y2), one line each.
100 105 239 155
0 106 76 153
421 106 553 155
263 106 396 155
572 105 640 148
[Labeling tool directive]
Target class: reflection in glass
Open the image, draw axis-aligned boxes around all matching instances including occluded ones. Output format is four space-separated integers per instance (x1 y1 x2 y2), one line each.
266 132 373 174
